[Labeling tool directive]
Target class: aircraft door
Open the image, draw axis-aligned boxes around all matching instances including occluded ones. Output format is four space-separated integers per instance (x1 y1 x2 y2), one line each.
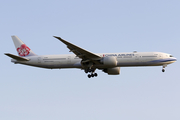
134 54 139 65
67 56 71 64
159 54 163 59
135 54 139 60
38 57 41 63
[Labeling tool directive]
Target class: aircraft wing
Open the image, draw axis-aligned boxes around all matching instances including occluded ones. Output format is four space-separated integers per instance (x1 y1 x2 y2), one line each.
54 36 101 60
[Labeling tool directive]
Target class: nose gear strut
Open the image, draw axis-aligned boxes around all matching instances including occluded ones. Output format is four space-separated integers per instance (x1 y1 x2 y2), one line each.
162 64 167 72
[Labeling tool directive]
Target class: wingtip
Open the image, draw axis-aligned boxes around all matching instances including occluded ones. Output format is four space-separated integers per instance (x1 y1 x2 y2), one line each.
53 36 64 41
53 36 61 39
53 36 58 38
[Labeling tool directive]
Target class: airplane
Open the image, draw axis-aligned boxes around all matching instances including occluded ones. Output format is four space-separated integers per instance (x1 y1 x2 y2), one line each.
5 36 177 78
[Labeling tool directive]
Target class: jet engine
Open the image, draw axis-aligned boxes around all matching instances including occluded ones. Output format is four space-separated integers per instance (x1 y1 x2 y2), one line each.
101 56 117 67
103 67 120 75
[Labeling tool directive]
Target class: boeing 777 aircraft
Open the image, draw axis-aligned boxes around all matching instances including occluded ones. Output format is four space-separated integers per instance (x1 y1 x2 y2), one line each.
5 36 177 78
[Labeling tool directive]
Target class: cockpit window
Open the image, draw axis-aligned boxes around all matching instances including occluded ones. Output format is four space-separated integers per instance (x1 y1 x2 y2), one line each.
170 55 173 57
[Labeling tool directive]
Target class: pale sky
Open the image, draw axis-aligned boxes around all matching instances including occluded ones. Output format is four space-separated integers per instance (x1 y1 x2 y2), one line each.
1 0 180 120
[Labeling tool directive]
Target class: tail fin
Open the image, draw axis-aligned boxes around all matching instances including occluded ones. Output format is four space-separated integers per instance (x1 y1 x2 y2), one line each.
12 36 37 57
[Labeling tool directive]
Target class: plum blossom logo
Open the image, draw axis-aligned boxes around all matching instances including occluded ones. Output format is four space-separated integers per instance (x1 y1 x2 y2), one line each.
17 44 30 56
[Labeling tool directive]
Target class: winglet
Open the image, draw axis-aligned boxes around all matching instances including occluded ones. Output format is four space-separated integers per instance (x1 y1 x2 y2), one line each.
53 36 60 39
53 36 64 43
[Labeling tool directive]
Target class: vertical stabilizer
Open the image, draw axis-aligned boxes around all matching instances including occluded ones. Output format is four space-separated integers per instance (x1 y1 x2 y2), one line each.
12 36 37 57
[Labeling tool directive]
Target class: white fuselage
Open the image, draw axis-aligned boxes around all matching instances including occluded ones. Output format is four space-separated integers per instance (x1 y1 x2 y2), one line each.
6 35 177 77
12 52 177 69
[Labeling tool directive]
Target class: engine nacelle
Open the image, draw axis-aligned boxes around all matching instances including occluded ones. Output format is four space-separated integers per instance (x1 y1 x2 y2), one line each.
101 56 117 67
103 67 120 75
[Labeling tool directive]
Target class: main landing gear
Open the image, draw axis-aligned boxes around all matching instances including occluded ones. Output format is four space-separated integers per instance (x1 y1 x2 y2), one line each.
88 73 98 78
84 68 98 78
83 61 98 78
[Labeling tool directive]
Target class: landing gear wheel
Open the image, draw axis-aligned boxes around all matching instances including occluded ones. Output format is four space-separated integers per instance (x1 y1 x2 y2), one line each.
84 68 95 74
85 68 89 73
88 74 91 78
87 73 98 78
162 65 167 73
94 73 98 77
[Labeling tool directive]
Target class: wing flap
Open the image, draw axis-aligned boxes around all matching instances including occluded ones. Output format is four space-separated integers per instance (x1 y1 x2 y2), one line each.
5 53 29 61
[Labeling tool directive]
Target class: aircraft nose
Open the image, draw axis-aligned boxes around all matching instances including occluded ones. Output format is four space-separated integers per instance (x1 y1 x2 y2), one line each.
173 57 177 62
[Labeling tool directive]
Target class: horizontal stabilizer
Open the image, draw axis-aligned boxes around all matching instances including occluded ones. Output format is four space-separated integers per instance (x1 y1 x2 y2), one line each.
4 53 29 61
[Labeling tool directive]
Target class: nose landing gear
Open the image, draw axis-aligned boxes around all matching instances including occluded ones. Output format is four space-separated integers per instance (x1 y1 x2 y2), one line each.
162 64 167 72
